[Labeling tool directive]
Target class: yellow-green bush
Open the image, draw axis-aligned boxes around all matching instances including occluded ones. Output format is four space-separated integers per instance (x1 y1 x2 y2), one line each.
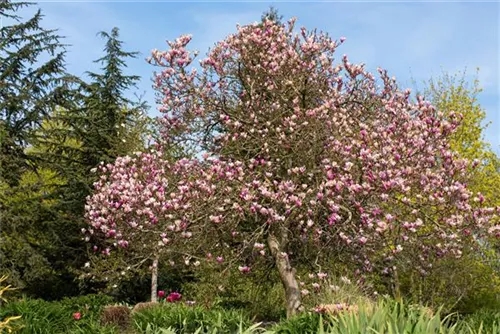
399 255 500 314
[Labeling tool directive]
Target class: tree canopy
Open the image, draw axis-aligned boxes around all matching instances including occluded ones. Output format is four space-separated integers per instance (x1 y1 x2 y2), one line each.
84 18 500 316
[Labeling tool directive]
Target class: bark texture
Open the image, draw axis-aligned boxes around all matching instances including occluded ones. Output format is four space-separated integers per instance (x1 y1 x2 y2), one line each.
267 230 302 318
150 255 159 302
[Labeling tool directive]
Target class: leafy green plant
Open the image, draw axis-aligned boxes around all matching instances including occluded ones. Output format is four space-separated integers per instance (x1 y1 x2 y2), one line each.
142 323 177 334
184 269 285 321
456 310 500 334
324 299 457 334
0 275 22 333
398 254 500 314
267 312 324 334
267 298 500 334
133 302 254 333
0 294 116 333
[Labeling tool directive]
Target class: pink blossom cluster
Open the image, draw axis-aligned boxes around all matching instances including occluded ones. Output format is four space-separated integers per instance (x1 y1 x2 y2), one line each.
86 18 499 284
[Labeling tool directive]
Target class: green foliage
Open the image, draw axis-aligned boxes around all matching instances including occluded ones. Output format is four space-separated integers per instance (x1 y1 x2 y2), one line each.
133 303 254 333
399 254 500 314
324 300 454 334
268 299 499 334
268 312 323 334
182 267 285 321
79 27 149 166
0 0 70 186
0 294 116 333
0 166 81 298
457 310 500 334
0 12 152 298
261 7 283 24
424 70 500 206
0 0 83 298
0 295 497 333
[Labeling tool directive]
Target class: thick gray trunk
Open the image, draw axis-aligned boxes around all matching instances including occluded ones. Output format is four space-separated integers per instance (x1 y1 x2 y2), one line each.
267 232 302 318
150 255 159 302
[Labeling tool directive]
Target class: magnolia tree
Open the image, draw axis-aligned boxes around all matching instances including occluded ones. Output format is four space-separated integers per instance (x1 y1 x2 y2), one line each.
85 18 499 316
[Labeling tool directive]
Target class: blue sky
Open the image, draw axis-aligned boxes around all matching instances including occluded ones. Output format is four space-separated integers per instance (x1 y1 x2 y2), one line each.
10 0 500 153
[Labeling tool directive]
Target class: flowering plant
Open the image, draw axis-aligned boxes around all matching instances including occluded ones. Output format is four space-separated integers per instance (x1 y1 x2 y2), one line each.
85 17 499 317
166 292 182 303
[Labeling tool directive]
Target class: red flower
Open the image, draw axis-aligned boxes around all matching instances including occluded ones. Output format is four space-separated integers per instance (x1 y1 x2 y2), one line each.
73 312 81 320
166 292 182 303
158 290 166 299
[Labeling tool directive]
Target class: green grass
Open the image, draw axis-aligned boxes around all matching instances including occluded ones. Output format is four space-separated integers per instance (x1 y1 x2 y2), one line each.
1 295 499 333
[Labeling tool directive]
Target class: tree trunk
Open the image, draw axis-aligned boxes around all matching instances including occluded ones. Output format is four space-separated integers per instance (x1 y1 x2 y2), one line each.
267 231 302 318
150 255 159 302
393 268 401 302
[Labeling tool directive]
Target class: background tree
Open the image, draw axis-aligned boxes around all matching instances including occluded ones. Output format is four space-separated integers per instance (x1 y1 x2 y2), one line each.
261 6 283 24
0 0 73 188
423 70 500 206
40 27 151 298
87 18 499 317
0 0 78 297
1 4 151 297
44 27 150 215
394 71 500 313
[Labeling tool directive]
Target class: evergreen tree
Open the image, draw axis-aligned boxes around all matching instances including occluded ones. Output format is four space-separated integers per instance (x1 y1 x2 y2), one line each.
42 26 149 218
82 27 147 166
46 27 150 298
0 0 80 297
261 6 283 24
1 9 150 297
0 0 69 186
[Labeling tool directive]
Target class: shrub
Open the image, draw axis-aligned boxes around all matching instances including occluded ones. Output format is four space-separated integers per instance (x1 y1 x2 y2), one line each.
269 312 324 334
183 269 285 321
398 255 500 314
100 305 131 331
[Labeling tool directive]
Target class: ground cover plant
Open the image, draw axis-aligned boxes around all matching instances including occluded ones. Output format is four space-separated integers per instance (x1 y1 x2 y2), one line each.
1 295 500 333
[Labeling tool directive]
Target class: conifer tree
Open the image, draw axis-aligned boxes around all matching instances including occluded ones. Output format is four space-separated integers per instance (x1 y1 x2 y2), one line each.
0 0 68 186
